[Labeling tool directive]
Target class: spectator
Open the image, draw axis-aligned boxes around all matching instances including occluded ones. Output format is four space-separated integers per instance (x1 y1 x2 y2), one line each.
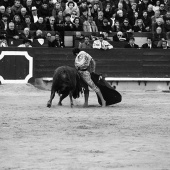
103 2 114 20
63 13 74 31
133 19 146 32
31 6 39 23
100 18 112 33
48 33 64 47
34 16 47 30
0 6 6 20
72 17 83 31
0 39 8 47
38 1 50 19
64 1 80 17
0 29 7 40
0 0 12 9
151 10 162 25
160 40 170 49
20 7 28 23
48 0 55 16
93 33 113 50
90 3 100 19
115 10 126 25
13 15 23 30
22 15 35 30
70 10 78 22
24 0 33 16
153 0 161 12
65 0 79 12
83 15 98 32
18 39 32 47
138 0 149 17
124 37 139 48
94 10 104 31
6 22 19 40
147 4 155 18
20 27 33 40
0 14 9 30
90 32 98 40
33 0 42 9
55 10 64 35
78 35 93 48
153 26 166 47
164 18 170 33
79 0 88 16
52 2 63 18
79 8 88 25
113 31 127 41
120 18 133 33
141 10 152 32
11 0 23 15
91 0 103 12
114 2 127 16
33 29 46 39
46 16 57 31
112 20 121 32
159 3 167 16
6 7 14 22
141 37 157 48
152 17 165 32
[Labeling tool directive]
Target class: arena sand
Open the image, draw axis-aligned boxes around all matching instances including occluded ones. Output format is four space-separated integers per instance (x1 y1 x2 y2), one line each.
0 84 170 170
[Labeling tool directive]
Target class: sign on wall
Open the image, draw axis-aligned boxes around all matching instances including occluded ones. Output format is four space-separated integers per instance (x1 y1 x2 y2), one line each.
0 51 33 84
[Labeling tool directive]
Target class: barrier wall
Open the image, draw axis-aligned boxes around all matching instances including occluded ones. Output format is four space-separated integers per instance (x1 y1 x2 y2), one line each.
0 48 170 85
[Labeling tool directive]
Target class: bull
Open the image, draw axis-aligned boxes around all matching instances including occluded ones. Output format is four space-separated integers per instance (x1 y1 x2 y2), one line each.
47 66 88 108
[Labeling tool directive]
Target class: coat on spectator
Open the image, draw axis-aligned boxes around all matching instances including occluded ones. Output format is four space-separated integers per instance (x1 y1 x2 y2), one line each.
83 20 98 32
34 21 47 31
6 28 19 39
11 4 23 15
48 39 64 47
142 42 157 48
93 39 113 49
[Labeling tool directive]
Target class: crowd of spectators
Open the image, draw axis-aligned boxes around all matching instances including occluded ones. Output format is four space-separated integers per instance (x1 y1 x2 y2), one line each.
0 0 170 48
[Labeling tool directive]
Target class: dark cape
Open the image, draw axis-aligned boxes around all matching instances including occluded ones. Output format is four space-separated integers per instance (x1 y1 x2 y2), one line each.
91 72 122 106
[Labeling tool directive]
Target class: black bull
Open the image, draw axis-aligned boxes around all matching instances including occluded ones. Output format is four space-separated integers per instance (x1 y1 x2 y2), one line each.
47 66 122 107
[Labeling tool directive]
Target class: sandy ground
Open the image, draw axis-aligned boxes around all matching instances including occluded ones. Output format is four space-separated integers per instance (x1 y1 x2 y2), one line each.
0 84 170 170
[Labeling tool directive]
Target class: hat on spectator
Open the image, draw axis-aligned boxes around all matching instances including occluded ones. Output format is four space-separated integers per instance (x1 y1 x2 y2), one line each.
65 13 71 17
31 6 37 11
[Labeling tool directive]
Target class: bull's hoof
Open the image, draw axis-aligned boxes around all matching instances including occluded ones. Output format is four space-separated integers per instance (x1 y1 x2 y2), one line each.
70 103 74 108
83 104 88 108
47 103 51 108
58 102 62 106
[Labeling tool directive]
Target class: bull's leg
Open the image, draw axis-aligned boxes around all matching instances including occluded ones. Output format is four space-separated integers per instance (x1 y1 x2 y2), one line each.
47 89 55 108
83 88 89 108
69 92 74 108
58 93 69 106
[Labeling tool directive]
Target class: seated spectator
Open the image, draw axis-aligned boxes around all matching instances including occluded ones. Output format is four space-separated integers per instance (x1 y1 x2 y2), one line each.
164 17 170 32
113 31 127 41
20 7 28 23
33 0 42 9
103 2 114 20
124 37 139 48
70 10 78 22
6 7 14 22
48 0 55 16
72 17 83 31
0 39 8 47
151 10 162 25
152 26 166 47
20 27 33 40
152 17 165 32
78 35 92 48
90 3 100 19
31 6 39 23
141 10 152 32
64 1 80 17
52 2 63 18
141 37 157 48
13 15 23 30
160 40 170 49
0 13 9 31
33 29 46 39
79 0 88 16
0 6 6 19
6 22 19 40
83 15 98 32
147 4 155 18
11 0 23 16
159 3 167 16
93 33 113 50
90 32 98 40
34 16 47 30
46 16 57 31
79 8 88 25
22 15 35 30
94 10 104 31
24 0 33 16
100 18 112 34
114 2 127 17
63 13 74 31
38 1 50 19
112 20 121 32
18 39 32 47
120 18 133 33
133 19 146 32
55 10 64 37
48 33 64 47
115 10 126 25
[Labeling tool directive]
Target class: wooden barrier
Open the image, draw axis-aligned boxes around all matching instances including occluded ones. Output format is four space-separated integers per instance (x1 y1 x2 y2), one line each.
0 48 170 84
